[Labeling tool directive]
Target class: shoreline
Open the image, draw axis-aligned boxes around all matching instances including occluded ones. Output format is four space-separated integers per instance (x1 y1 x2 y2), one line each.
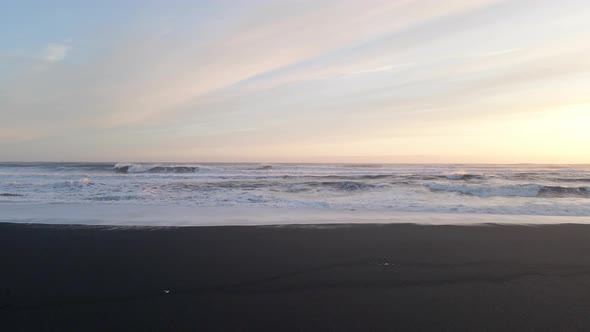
3 203 590 227
3 222 590 331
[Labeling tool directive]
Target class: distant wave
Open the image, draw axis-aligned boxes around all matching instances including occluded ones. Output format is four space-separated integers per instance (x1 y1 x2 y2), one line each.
113 163 276 173
89 195 140 201
538 186 590 197
426 183 590 198
114 163 199 174
551 178 590 183
305 181 379 191
157 180 379 192
445 173 487 180
238 164 274 171
0 193 23 197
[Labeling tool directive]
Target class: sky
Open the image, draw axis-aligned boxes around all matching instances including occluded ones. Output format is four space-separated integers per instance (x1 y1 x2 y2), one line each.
1 0 589 163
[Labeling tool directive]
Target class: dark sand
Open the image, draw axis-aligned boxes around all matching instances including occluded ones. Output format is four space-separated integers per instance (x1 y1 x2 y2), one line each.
2 222 590 331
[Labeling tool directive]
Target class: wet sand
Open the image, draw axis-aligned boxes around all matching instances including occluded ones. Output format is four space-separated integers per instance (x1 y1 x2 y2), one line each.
2 222 590 331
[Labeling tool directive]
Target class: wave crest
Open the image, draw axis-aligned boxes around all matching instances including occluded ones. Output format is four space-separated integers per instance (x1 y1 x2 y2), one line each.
0 193 23 197
114 163 199 174
539 186 590 197
426 183 590 198
308 181 377 191
446 173 486 180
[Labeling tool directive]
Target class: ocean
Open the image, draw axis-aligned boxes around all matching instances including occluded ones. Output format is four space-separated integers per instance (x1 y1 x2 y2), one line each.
1 162 590 226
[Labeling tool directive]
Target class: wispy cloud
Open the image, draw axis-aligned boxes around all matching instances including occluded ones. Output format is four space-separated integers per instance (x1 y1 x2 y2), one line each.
42 43 69 62
467 48 521 58
345 63 413 76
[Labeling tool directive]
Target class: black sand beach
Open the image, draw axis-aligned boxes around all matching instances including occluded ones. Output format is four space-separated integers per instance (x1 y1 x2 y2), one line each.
2 222 590 331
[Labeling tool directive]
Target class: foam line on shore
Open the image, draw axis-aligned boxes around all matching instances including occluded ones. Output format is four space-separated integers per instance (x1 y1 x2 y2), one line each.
2 203 590 227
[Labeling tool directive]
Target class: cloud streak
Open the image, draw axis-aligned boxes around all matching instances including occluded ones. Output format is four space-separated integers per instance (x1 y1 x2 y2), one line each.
42 43 69 62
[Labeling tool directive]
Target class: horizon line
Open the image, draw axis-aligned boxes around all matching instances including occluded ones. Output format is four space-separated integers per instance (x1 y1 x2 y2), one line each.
1 161 589 166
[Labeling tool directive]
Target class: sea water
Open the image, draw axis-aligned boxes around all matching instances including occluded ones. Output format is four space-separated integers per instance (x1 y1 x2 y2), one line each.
1 162 590 225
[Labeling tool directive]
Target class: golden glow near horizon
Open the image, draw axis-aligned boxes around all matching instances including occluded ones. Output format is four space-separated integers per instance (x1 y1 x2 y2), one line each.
1 1 589 163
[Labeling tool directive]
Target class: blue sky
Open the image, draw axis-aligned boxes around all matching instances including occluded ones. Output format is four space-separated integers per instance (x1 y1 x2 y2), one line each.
1 0 590 163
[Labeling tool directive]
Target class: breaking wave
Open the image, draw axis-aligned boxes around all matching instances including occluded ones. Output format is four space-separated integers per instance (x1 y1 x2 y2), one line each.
314 181 378 191
538 186 590 197
445 173 487 180
114 163 199 174
426 183 590 198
